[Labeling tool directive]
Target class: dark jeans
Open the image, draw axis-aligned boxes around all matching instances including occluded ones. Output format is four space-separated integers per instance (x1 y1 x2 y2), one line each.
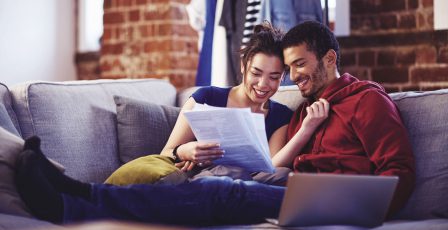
62 176 285 226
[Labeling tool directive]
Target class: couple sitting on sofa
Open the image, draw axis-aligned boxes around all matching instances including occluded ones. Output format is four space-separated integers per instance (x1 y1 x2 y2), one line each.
15 21 415 226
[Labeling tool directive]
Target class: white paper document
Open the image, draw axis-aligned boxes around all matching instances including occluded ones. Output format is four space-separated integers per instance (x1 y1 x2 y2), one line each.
183 104 275 173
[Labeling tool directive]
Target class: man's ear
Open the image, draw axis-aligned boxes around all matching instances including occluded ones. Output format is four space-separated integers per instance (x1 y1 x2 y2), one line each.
324 49 337 68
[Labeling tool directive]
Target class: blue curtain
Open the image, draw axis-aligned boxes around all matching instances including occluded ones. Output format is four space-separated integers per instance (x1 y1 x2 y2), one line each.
195 0 217 86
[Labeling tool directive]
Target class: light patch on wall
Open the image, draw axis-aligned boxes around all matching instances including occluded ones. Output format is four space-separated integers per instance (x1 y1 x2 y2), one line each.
78 0 104 52
434 0 448 30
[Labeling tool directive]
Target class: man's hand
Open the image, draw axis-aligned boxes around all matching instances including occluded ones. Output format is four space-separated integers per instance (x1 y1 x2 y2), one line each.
302 98 330 129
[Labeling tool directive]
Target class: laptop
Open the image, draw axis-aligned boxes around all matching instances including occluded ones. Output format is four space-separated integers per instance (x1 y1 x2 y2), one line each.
267 173 398 227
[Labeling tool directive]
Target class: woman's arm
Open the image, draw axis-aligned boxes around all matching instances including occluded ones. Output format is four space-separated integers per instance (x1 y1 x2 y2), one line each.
271 99 330 167
160 97 224 171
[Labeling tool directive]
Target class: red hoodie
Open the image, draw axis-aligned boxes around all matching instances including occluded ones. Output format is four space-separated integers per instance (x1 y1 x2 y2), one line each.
288 73 415 216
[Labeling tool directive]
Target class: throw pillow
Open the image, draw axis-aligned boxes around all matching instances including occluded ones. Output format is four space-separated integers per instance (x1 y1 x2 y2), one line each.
114 96 180 163
0 126 31 217
104 155 187 186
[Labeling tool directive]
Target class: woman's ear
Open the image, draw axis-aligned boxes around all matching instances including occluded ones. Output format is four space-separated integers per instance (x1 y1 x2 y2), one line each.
240 60 245 75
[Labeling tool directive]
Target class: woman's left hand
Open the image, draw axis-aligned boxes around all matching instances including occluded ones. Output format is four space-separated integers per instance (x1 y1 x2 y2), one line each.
175 160 213 172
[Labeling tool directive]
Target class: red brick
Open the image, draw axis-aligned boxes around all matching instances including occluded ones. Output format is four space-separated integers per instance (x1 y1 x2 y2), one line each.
427 11 434 27
383 86 400 93
396 50 416 65
129 10 140 22
416 46 437 63
399 14 416 29
158 23 172 36
100 60 113 72
117 0 133 7
422 0 433 7
380 0 406 12
340 51 356 66
102 28 113 41
139 25 155 37
104 0 113 9
377 51 396 66
104 12 125 24
144 5 171 21
439 46 448 63
408 0 419 9
340 67 370 80
350 0 380 15
411 66 448 82
136 0 146 5
101 43 124 55
379 14 398 30
143 40 170 53
358 50 375 66
171 5 188 20
372 67 409 83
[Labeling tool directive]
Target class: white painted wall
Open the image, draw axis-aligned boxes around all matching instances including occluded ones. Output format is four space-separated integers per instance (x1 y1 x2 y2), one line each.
0 0 76 87
434 0 448 30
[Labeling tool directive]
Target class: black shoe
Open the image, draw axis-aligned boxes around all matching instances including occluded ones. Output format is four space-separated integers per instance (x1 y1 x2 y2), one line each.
22 136 91 200
15 149 63 223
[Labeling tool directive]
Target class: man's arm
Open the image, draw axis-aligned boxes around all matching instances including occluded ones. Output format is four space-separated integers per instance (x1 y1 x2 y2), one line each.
352 90 415 216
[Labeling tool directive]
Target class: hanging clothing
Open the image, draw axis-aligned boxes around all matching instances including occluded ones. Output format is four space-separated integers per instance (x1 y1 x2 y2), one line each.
211 0 229 87
186 0 206 51
195 0 217 86
241 0 263 46
219 0 247 85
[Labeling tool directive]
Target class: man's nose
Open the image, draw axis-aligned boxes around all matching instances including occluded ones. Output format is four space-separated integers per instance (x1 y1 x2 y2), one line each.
290 69 300 82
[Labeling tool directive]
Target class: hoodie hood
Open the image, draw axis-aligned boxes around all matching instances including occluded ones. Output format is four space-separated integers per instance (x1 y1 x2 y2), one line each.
320 73 385 104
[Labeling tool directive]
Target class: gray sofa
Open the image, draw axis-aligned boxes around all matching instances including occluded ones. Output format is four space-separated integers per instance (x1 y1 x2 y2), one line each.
0 79 447 230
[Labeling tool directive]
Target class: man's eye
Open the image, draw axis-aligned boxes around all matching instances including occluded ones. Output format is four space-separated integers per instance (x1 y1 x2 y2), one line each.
297 63 305 68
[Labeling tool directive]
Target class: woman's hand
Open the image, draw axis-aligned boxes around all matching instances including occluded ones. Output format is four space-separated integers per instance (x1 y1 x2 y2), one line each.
175 141 224 171
302 98 330 130
175 160 213 171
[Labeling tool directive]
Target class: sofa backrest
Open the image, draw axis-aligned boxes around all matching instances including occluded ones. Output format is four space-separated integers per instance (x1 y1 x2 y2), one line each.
0 84 20 137
389 89 448 220
9 79 177 183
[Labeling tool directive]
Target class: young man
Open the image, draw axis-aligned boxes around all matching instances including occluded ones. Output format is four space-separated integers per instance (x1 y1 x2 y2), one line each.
15 21 415 225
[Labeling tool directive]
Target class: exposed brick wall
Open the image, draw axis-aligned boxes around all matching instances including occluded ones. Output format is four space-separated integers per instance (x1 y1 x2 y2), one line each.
100 0 199 90
341 0 448 92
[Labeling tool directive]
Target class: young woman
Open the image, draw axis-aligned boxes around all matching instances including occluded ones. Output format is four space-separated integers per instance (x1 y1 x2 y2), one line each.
107 22 294 186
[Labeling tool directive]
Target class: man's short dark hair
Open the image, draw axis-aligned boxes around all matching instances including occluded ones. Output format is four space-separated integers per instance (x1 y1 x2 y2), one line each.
282 21 340 69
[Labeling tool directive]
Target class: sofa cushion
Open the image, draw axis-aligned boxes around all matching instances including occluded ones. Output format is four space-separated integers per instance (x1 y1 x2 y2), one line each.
0 83 20 136
389 89 448 220
0 127 31 217
104 155 184 186
114 96 180 163
9 79 177 183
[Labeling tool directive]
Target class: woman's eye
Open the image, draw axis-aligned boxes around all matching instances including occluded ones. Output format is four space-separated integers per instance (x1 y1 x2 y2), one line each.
251 72 261 76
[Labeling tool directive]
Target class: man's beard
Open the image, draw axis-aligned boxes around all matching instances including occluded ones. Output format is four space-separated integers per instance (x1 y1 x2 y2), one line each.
301 61 327 99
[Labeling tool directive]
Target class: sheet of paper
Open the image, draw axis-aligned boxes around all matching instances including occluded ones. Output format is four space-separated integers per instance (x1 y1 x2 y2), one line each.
183 104 275 173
